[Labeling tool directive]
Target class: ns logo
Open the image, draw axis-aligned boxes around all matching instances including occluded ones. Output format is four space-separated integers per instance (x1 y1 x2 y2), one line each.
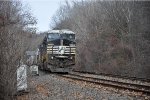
58 46 65 54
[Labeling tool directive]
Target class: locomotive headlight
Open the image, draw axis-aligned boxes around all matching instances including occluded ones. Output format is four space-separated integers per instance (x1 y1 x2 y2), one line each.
51 56 54 59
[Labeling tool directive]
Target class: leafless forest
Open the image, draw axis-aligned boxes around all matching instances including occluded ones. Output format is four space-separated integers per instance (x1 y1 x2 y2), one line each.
51 0 150 78
0 0 150 99
0 1 43 100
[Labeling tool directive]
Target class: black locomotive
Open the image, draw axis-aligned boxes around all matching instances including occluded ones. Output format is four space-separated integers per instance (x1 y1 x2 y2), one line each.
38 29 76 72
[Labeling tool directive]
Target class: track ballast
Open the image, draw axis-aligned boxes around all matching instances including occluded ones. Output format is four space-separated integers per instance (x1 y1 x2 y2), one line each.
59 72 150 95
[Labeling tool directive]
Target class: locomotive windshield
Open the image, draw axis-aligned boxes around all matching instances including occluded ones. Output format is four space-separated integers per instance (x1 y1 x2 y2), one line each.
47 33 60 41
61 34 75 40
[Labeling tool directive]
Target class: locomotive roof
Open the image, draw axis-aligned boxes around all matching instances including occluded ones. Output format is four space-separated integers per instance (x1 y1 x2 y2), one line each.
48 29 75 34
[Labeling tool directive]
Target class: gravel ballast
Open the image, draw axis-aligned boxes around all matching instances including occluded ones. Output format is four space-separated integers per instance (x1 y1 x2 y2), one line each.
17 70 149 100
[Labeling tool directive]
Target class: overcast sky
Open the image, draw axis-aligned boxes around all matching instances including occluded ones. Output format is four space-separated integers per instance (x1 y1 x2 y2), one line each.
23 0 69 32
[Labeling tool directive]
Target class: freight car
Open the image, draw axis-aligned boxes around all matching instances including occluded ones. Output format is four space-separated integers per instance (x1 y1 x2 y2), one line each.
38 29 76 72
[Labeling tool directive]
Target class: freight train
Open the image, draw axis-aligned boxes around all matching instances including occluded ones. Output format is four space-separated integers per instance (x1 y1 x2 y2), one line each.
38 29 76 72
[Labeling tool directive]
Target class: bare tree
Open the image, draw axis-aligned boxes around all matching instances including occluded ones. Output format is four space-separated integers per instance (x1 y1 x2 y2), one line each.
0 0 39 99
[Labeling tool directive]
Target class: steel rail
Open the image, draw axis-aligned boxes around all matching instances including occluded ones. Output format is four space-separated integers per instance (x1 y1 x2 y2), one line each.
59 73 150 94
74 71 150 82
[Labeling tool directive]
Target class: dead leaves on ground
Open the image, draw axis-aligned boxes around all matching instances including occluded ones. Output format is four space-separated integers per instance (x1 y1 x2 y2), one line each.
36 84 50 97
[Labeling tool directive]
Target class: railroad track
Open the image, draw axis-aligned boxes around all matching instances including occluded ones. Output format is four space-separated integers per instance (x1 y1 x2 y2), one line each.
59 72 150 94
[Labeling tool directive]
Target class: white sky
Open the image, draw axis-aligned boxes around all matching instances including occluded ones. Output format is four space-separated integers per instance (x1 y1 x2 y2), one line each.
22 0 71 32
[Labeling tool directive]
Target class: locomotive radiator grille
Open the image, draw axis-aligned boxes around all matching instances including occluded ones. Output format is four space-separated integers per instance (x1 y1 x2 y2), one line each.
47 46 76 54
